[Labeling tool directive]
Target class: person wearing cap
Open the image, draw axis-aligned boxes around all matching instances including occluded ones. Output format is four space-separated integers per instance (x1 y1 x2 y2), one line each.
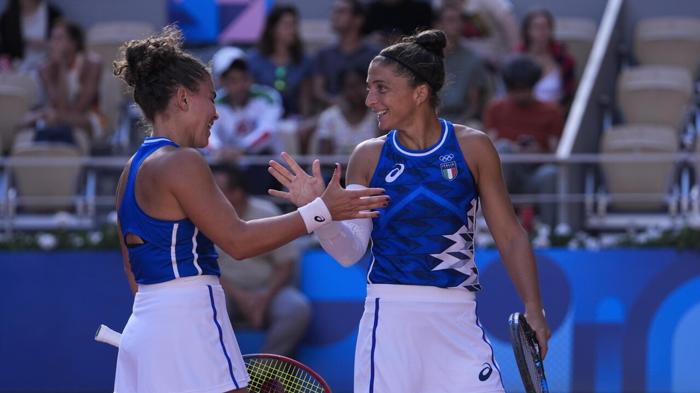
208 46 284 160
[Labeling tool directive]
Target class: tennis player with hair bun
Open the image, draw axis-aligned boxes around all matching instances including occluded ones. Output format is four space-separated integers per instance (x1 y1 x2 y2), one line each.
269 29 551 393
111 25 388 393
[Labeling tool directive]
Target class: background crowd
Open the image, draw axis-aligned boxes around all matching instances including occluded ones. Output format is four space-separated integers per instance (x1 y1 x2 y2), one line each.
0 0 580 356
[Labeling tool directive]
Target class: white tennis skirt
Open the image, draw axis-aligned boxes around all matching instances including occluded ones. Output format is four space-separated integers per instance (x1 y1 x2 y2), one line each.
114 275 249 393
354 284 505 393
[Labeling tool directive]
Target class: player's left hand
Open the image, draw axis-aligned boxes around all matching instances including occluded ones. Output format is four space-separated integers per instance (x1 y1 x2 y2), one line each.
525 308 551 359
268 152 325 207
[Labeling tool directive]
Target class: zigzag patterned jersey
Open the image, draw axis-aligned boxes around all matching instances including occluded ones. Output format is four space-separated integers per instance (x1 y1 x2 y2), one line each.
367 119 481 291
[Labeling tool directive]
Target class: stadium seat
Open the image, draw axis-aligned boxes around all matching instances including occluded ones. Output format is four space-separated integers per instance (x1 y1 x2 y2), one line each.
600 124 679 211
10 142 84 213
0 85 31 155
87 21 155 71
555 17 597 81
617 65 693 129
12 127 91 157
97 73 127 150
634 17 700 77
0 72 39 107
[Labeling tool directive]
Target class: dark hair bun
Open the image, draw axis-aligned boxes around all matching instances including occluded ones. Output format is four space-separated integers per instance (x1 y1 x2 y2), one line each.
114 25 184 89
378 29 446 107
411 29 446 59
112 25 208 122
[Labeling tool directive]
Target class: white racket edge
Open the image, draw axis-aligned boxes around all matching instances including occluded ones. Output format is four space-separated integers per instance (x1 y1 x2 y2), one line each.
95 324 122 348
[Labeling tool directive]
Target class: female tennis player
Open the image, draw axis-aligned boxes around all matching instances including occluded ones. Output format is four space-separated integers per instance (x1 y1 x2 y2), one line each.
269 29 551 393
112 26 387 393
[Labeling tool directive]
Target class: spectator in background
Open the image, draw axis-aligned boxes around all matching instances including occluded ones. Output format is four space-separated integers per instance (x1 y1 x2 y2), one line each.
208 47 283 194
433 0 518 70
312 0 378 110
311 66 378 155
0 0 62 72
22 19 102 151
248 4 313 118
484 55 563 228
214 165 311 357
435 3 489 124
363 0 433 46
520 8 576 108
208 46 283 160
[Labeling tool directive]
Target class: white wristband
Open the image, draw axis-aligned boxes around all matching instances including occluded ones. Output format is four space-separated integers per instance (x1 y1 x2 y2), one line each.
298 197 332 233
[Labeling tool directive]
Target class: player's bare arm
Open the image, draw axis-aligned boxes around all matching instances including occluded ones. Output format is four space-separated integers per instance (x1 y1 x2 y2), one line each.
457 125 552 358
266 139 387 268
164 148 387 260
346 135 386 186
267 137 387 206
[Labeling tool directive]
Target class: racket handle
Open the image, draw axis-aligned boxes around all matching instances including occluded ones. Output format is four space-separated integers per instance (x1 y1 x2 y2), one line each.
95 324 122 348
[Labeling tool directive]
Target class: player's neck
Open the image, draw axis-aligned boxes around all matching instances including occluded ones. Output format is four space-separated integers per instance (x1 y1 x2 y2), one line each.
395 115 442 150
151 116 191 147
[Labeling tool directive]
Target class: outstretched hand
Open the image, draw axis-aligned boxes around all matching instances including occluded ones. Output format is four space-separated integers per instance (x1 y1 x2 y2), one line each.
268 152 388 220
268 152 325 207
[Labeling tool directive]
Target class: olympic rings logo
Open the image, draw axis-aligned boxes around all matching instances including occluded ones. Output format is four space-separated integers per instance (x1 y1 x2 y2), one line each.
439 154 455 162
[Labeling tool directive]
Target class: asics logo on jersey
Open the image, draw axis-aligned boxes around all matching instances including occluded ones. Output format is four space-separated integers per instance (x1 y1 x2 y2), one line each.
384 163 405 183
439 154 455 162
314 216 326 223
478 363 492 381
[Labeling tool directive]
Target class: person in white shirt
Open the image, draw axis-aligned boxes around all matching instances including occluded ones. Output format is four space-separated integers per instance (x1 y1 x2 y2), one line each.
0 0 62 71
432 0 519 69
311 65 378 155
208 47 284 159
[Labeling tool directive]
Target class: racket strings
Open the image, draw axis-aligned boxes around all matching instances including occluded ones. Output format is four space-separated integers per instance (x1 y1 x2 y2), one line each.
518 327 546 393
519 330 539 383
245 357 325 393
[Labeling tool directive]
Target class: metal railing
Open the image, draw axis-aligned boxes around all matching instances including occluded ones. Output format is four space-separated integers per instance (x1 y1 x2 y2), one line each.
0 151 697 233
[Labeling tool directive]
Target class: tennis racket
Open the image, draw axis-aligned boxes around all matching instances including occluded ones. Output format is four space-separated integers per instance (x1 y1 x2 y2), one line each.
95 324 332 393
508 312 549 393
243 353 331 393
95 324 121 347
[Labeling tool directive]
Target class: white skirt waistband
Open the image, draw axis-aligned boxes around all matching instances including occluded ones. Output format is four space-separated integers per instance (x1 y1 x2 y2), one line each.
138 275 220 293
366 283 476 303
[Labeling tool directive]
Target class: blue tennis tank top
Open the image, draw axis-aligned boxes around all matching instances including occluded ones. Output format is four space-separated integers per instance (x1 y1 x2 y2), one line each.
367 119 481 291
118 137 219 284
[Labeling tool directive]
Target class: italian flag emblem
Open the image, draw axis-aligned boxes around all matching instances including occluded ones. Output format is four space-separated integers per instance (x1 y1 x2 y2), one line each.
440 161 458 180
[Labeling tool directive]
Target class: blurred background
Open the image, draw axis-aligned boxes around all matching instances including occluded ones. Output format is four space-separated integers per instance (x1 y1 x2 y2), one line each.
0 0 699 392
